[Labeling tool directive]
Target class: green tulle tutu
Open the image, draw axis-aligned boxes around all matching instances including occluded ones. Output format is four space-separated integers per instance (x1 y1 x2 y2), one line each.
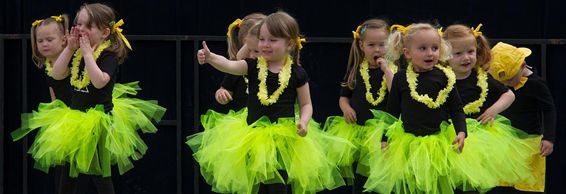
11 82 166 177
187 109 349 194
322 109 396 183
363 111 523 194
449 116 538 192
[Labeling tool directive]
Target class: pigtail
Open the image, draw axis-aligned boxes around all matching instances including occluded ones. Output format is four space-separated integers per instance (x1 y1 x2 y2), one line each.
31 20 44 68
476 34 492 71
385 30 404 63
342 25 364 90
226 19 241 60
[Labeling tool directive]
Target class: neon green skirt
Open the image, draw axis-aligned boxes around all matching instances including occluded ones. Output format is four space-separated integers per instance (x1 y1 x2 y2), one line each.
187 109 348 194
12 82 166 177
322 109 396 182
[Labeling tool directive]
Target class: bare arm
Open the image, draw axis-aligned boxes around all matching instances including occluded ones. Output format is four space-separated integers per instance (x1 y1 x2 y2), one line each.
197 41 248 75
49 87 56 101
296 83 312 137
52 27 79 80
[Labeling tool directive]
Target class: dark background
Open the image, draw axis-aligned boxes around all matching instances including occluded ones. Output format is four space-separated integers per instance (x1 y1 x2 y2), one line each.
2 0 565 193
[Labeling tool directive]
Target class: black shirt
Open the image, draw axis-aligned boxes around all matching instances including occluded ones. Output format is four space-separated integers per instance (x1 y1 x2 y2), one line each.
220 74 248 110
386 67 467 136
70 51 117 112
340 68 388 125
455 70 509 118
246 59 309 124
45 73 73 104
500 73 556 142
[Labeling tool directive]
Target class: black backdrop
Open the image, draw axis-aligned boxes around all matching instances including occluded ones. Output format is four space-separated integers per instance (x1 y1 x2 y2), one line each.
2 0 565 193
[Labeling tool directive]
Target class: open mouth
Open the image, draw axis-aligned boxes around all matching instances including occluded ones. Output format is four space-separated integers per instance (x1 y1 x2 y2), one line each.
424 59 434 63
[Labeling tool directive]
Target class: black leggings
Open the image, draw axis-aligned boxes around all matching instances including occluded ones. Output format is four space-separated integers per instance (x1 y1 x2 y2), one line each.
57 165 114 194
258 170 288 194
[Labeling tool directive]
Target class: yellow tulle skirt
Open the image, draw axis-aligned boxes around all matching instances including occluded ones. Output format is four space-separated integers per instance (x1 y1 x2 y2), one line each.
11 82 166 177
363 111 537 194
322 109 396 183
187 108 349 194
500 135 546 192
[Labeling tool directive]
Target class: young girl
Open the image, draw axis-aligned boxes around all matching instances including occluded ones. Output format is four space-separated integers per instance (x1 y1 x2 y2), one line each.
215 14 265 110
29 15 73 104
188 11 346 194
488 42 556 193
322 19 395 193
444 24 537 191
12 3 165 194
363 23 500 194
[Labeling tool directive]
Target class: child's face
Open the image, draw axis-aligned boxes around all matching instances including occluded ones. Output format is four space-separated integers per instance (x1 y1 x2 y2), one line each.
244 35 260 59
258 24 292 62
360 28 387 64
448 36 477 76
75 9 109 46
500 62 526 87
404 29 440 72
36 23 66 60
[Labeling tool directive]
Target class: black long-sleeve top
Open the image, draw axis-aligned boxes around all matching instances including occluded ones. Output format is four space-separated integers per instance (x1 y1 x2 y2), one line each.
386 67 467 136
500 73 556 142
245 59 309 125
455 70 509 119
340 68 388 125
220 74 248 110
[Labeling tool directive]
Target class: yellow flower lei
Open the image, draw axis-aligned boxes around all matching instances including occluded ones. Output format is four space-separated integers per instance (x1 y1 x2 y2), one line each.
257 55 293 106
463 67 489 115
406 63 456 109
359 59 388 106
70 40 111 90
45 59 53 77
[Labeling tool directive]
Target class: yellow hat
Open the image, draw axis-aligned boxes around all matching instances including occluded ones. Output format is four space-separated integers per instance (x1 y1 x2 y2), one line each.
489 42 531 81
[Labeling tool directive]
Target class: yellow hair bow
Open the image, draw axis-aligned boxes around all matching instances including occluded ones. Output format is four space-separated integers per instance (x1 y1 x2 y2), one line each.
438 27 444 37
111 19 132 50
51 15 63 22
352 25 363 40
390 24 412 34
471 23 483 37
227 18 242 38
32 20 43 27
297 37 306 50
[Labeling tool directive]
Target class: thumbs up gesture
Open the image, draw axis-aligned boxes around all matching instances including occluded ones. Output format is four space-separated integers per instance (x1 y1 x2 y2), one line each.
197 41 212 65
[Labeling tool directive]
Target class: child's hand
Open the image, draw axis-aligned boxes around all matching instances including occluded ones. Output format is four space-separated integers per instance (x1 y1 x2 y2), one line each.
341 106 357 123
540 140 554 156
452 132 466 152
477 107 497 125
215 88 233 105
376 57 389 71
381 141 388 150
67 27 80 50
79 33 94 57
197 41 211 65
297 122 308 137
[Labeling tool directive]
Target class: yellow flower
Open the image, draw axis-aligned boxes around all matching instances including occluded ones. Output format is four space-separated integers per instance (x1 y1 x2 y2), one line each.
257 55 293 106
70 40 111 90
45 60 53 76
359 59 388 106
463 67 489 115
406 63 456 109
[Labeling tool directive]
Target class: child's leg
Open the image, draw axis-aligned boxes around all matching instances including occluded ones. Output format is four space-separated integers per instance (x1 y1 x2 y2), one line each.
91 176 115 194
57 165 78 194
353 172 367 194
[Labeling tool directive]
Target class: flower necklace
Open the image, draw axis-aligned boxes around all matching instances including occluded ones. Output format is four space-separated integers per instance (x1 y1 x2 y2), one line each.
70 40 111 90
406 63 456 109
359 59 388 106
45 60 53 77
257 55 292 106
463 67 488 115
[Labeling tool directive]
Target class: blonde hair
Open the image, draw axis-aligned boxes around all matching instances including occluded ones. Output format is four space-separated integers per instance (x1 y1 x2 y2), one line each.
227 13 266 60
31 14 70 68
443 24 491 70
385 23 452 64
257 11 303 65
343 19 389 90
77 3 128 64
